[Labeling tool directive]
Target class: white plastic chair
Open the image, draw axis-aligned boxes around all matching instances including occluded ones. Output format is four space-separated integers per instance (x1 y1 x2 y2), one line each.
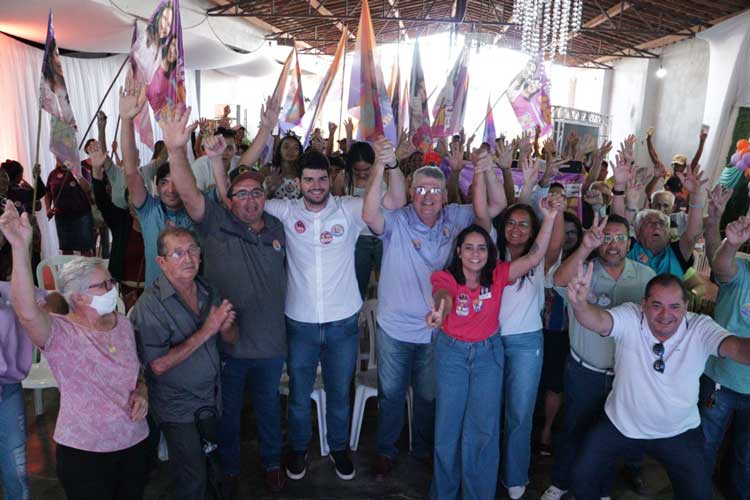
35 255 77 290
349 299 413 451
279 365 329 456
21 348 58 416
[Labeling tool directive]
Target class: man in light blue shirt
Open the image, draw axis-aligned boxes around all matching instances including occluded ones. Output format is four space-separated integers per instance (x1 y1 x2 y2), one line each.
700 214 750 499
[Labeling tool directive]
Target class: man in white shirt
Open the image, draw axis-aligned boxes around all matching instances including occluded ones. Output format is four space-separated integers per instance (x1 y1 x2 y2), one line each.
565 268 750 500
190 128 238 193
264 146 405 482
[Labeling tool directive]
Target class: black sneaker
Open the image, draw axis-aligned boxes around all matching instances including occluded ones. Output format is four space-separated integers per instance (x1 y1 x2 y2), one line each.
329 450 355 480
285 451 307 480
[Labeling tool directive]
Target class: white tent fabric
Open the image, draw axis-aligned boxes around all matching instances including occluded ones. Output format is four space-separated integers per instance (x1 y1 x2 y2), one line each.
0 31 199 259
697 10 750 184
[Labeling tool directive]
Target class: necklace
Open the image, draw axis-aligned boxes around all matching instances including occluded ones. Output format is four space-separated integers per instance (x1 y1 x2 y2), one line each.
72 312 117 354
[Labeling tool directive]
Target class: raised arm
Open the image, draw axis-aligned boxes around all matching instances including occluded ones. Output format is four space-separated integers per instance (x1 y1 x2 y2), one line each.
237 96 279 168
158 106 203 222
362 137 396 235
507 196 562 281
447 144 465 204
554 214 605 286
713 216 750 283
471 152 493 233
611 148 635 221
646 127 661 166
567 261 613 336
0 201 51 347
544 194 566 272
677 163 709 261
494 138 517 203
704 184 733 268
204 135 231 207
690 128 709 170
120 72 148 208
326 122 337 157
97 111 108 155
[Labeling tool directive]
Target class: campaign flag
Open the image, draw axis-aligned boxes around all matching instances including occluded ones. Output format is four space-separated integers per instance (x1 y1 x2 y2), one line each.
389 65 401 134
300 28 348 148
127 24 155 148
408 40 431 148
130 0 186 121
483 97 496 151
347 0 397 145
431 45 470 138
279 47 305 133
40 10 80 171
506 52 553 136
399 81 409 138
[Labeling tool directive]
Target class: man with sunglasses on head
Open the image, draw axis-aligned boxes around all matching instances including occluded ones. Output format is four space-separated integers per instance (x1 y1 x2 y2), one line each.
565 268 750 500
131 227 238 500
362 146 507 480
156 108 290 496
542 213 655 500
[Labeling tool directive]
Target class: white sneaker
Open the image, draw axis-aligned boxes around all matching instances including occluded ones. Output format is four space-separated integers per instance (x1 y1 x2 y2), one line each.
600 497 612 500
540 485 568 500
508 486 526 499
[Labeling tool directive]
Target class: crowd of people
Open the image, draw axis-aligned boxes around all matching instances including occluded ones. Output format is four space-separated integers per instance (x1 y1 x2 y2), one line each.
1 71 749 500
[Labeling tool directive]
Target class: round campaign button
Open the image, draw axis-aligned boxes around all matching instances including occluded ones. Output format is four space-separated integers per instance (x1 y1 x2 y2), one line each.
331 224 345 237
320 231 333 244
294 220 306 234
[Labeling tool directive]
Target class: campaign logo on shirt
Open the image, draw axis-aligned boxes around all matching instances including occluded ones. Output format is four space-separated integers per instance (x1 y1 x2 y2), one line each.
320 231 333 244
412 239 422 250
272 240 282 252
741 303 750 318
442 227 450 238
597 293 612 307
294 220 306 234
68 181 77 187
285 182 296 193
638 253 649 264
57 173 64 179
331 224 345 237
479 287 492 300
472 298 483 313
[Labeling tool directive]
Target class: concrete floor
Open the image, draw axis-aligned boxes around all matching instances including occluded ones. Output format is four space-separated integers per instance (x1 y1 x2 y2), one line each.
13 388 726 500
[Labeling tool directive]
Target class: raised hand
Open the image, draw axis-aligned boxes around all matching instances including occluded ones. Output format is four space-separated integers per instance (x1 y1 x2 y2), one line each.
583 212 607 250
328 121 338 136
260 95 280 130
625 177 644 208
344 118 354 138
725 216 750 247
613 152 634 186
396 131 417 161
0 200 32 249
520 155 537 186
158 106 197 151
88 142 107 180
471 148 493 175
203 134 227 159
676 163 708 195
583 188 604 206
373 136 396 168
707 184 732 220
425 298 445 329
539 193 565 218
119 70 147 120
97 110 107 129
495 138 514 169
542 136 556 159
448 141 465 172
518 132 533 159
568 261 594 307
647 127 655 138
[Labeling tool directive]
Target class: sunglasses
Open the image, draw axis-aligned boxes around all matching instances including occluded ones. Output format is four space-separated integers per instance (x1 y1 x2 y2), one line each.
652 342 665 373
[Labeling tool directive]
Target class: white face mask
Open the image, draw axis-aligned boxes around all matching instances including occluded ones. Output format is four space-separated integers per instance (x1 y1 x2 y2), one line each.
88 287 118 316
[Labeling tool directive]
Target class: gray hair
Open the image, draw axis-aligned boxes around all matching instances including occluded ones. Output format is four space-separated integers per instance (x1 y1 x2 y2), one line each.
57 257 108 309
650 190 675 205
634 208 670 234
412 166 446 186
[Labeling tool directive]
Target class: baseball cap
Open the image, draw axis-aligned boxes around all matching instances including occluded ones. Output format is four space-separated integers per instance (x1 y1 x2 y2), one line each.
671 154 687 166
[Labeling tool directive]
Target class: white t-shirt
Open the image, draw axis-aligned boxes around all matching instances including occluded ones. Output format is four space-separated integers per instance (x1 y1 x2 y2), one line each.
265 196 366 324
190 155 238 193
498 260 545 335
605 303 730 439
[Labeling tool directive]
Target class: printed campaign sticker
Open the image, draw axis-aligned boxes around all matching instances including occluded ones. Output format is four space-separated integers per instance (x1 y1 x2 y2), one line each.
741 303 750 318
331 224 345 237
479 287 492 300
272 240 282 252
320 231 333 244
294 220 306 234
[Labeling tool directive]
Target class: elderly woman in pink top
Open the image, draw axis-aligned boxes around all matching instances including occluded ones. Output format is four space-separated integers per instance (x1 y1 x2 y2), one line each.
0 200 149 500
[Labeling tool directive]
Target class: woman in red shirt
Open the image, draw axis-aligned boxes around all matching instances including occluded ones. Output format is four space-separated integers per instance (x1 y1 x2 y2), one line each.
426 196 559 500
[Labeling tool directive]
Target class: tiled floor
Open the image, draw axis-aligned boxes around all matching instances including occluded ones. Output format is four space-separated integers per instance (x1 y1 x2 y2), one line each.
16 389 725 499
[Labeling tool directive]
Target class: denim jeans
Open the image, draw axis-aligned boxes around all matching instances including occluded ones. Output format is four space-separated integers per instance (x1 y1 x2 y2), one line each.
375 325 435 459
699 375 750 500
286 314 359 453
572 416 711 500
430 331 504 500
500 330 543 488
218 356 284 472
354 235 383 300
0 383 28 500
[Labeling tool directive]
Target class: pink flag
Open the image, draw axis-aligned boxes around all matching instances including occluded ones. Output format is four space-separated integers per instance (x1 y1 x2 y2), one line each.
483 97 496 152
507 53 553 136
432 46 470 138
40 10 80 172
399 81 409 138
280 47 305 134
347 0 397 145
408 40 431 148
128 24 154 148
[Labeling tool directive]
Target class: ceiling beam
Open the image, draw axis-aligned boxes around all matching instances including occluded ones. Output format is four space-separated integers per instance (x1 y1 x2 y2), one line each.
583 1 632 29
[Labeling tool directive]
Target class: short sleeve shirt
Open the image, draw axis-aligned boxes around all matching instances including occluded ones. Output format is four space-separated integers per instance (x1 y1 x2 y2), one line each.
628 238 693 279
135 195 194 285
131 275 222 424
555 258 655 370
431 262 512 342
190 155 238 193
498 260 546 336
195 195 287 358
265 196 365 323
376 204 475 344
705 256 750 394
43 314 149 452
605 303 730 439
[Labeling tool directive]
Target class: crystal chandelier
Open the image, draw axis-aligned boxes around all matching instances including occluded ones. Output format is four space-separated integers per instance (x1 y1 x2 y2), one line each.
514 0 583 57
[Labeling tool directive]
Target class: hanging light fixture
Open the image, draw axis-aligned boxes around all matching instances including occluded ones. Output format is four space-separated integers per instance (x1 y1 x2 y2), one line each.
514 0 583 57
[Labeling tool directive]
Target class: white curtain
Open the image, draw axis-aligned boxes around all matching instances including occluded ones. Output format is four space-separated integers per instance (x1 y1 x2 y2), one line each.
0 31 198 258
697 10 750 185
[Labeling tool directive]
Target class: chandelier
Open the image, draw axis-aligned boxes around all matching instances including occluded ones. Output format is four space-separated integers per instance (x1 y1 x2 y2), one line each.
513 0 583 57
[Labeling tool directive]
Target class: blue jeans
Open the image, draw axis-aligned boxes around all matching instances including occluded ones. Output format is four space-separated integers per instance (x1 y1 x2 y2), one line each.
430 331 504 500
500 330 543 488
700 375 750 500
0 383 28 500
354 235 383 300
376 325 435 459
286 314 359 453
572 416 711 500
218 356 284 472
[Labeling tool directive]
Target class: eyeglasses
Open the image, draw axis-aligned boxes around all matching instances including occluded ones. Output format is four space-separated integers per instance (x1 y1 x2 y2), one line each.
652 342 665 373
602 234 628 244
644 219 667 228
507 219 531 229
164 246 201 260
230 188 264 200
88 278 117 291
414 186 443 196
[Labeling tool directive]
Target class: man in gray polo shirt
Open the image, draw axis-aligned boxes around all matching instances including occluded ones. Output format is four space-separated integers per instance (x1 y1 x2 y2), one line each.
159 111 288 494
541 214 655 500
132 227 239 500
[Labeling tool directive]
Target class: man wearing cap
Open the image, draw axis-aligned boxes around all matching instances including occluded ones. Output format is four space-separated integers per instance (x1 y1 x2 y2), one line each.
157 109 289 495
645 127 707 209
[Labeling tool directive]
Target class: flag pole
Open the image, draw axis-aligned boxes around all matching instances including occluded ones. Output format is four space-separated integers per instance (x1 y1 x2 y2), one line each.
338 33 347 143
77 55 129 150
31 104 43 211
470 87 509 137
